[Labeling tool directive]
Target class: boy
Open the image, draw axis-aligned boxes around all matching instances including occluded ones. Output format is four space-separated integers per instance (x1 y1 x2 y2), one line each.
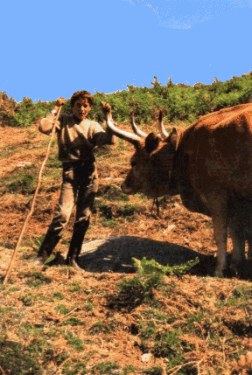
35 90 114 268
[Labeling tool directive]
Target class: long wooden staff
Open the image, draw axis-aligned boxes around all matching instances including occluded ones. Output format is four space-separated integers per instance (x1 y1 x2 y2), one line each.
3 106 62 285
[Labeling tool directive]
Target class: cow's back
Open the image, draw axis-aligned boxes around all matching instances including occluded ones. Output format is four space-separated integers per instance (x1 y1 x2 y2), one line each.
190 103 252 127
181 104 252 198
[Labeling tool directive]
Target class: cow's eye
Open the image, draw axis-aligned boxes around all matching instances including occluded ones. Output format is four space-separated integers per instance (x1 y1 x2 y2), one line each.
131 160 136 167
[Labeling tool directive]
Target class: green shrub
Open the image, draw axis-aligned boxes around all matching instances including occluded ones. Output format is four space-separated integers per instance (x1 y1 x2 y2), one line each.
65 332 84 351
108 257 199 310
25 271 52 288
133 257 200 278
2 73 251 128
0 341 41 374
0 166 38 195
91 361 120 374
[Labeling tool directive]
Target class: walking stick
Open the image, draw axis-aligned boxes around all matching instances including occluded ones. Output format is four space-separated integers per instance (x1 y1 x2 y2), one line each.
3 106 63 285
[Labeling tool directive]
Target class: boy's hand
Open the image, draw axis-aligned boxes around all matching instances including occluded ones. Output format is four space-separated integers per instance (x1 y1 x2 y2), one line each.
55 97 67 107
101 101 112 114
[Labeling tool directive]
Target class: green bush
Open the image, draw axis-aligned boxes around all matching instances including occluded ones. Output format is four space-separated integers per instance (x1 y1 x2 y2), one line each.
9 97 51 127
109 257 199 310
0 166 38 195
133 256 200 278
1 73 251 128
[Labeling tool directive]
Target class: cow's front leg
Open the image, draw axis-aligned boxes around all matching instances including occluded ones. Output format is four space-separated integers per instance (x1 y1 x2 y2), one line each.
212 213 228 277
248 240 252 260
247 228 252 260
229 226 246 276
203 191 228 277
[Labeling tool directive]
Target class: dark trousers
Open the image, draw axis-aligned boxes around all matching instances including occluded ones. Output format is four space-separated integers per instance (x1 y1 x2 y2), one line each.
37 161 98 262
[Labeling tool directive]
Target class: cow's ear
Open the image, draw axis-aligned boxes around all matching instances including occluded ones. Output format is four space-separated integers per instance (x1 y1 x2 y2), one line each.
145 132 160 154
167 127 178 149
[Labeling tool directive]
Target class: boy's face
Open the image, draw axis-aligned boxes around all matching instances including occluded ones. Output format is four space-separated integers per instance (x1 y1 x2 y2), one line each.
72 98 91 121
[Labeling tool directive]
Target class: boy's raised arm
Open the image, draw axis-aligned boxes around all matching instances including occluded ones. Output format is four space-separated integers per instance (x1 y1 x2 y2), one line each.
38 97 66 134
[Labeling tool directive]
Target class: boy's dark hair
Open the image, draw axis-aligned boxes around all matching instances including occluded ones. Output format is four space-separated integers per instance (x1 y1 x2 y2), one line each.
70 90 94 107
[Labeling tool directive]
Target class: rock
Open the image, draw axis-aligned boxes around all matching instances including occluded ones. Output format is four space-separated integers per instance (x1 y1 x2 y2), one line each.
16 161 32 168
141 353 152 363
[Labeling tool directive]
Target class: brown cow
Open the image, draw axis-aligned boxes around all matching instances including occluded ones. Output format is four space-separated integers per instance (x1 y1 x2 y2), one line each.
102 103 252 277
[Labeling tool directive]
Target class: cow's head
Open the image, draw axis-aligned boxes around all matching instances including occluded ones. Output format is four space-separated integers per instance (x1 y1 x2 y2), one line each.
103 104 178 198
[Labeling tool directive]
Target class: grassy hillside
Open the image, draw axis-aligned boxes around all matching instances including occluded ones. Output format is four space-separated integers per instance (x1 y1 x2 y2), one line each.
0 76 252 374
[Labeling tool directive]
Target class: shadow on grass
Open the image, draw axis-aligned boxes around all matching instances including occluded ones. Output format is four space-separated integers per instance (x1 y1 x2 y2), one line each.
78 236 216 276
78 236 252 279
0 341 41 374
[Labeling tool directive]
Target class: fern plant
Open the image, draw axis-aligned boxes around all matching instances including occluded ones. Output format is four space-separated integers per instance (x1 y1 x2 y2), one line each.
110 257 200 310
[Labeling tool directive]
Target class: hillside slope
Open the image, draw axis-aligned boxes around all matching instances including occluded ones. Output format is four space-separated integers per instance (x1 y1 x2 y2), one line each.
0 123 251 374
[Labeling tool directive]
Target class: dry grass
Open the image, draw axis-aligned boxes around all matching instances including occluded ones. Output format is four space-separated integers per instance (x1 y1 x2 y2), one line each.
0 124 251 374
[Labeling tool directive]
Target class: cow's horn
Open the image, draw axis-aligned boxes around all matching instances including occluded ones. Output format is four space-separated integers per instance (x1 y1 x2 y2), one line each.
105 111 141 146
158 110 169 140
130 113 147 138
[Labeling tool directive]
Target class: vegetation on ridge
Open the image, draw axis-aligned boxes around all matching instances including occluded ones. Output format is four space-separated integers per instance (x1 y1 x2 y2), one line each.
1 72 252 127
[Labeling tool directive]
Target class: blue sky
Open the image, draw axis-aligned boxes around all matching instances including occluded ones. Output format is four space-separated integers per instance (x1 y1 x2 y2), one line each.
1 0 251 102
